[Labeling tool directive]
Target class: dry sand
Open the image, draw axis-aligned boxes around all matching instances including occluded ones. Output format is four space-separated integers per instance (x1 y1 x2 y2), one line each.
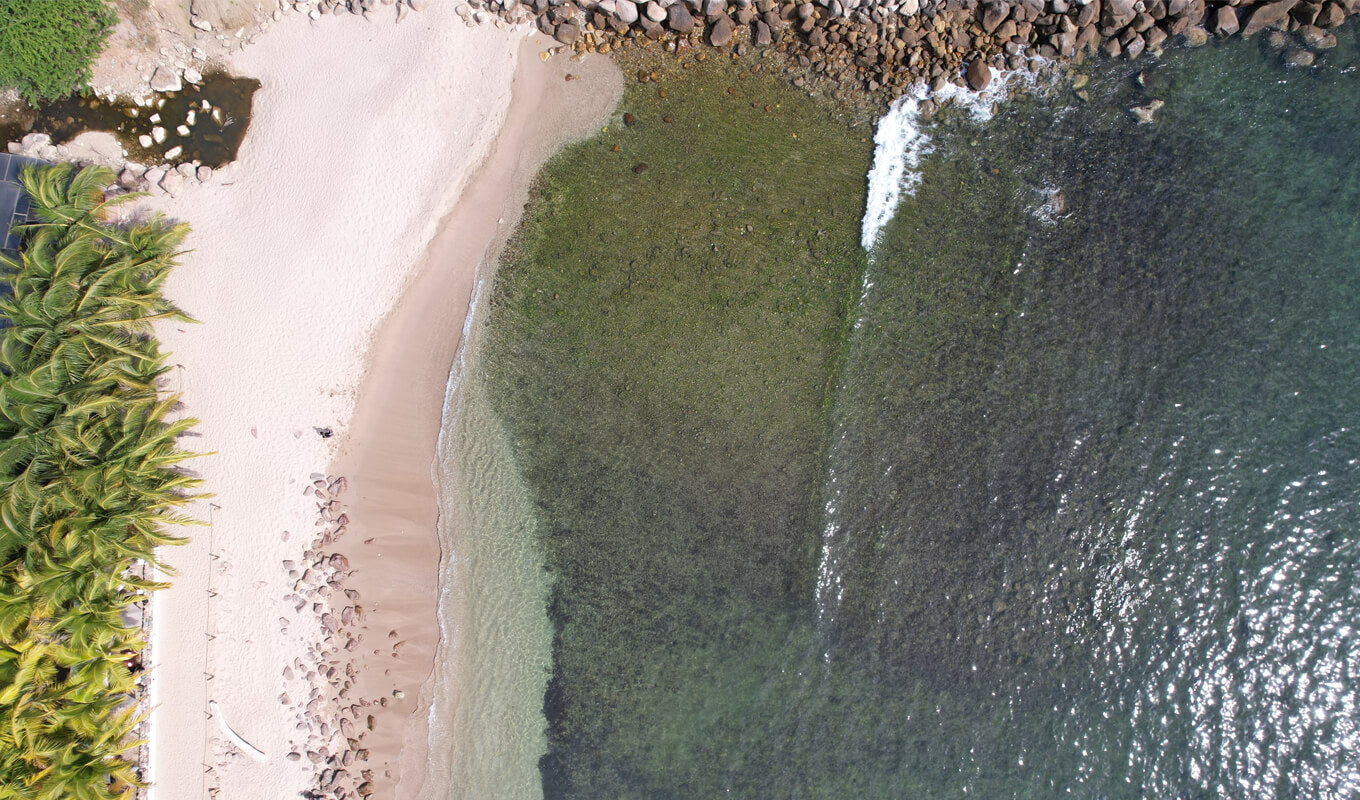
133 6 619 798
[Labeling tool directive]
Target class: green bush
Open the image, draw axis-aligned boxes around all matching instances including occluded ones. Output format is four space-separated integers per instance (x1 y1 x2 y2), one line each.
0 1 118 104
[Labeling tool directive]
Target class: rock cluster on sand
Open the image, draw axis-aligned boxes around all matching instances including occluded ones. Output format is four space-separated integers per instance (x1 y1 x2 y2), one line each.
451 0 1360 95
272 474 398 800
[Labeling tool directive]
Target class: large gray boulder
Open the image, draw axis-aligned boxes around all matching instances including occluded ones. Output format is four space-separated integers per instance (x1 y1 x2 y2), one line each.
149 67 182 93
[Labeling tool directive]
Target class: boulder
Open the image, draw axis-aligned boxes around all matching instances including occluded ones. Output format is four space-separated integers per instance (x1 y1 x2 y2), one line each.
704 0 727 15
163 145 183 160
554 21 581 42
1316 1 1345 26
1130 98 1163 123
1124 31 1146 56
1144 24 1167 48
1182 24 1209 44
614 0 639 21
159 169 185 196
1298 23 1338 46
645 0 667 20
1102 0 1135 28
965 58 992 89
982 3 1008 31
709 13 735 43
667 2 696 30
117 168 143 190
149 67 182 93
753 17 773 42
1283 46 1315 65
1241 0 1299 35
1214 5 1238 34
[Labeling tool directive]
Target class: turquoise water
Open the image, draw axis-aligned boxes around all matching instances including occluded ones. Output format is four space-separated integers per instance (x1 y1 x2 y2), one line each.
480 31 1360 799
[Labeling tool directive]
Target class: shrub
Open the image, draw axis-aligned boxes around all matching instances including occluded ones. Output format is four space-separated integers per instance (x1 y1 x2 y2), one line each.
0 1 118 104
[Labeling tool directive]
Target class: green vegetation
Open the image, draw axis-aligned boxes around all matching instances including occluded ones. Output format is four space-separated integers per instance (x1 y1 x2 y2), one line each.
0 1 118 104
0 164 197 800
483 52 872 797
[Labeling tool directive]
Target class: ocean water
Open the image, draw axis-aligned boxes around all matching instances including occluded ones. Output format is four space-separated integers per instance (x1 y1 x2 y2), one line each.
468 29 1360 800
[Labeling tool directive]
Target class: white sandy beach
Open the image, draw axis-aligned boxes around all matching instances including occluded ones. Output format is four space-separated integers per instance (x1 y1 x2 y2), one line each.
127 6 618 798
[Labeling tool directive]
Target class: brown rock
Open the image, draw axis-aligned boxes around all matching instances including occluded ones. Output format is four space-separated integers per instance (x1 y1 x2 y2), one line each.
1283 46 1316 64
1145 24 1168 47
1182 24 1209 44
1102 0 1136 27
754 18 773 44
1076 0 1099 26
982 3 1009 32
667 3 696 31
1299 23 1338 45
965 58 992 90
1316 1 1345 26
709 13 735 44
1214 5 1239 34
1124 31 1146 56
1241 0 1300 35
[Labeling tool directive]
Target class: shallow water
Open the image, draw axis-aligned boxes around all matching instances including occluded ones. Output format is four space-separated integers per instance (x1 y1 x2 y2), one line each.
0 72 258 167
465 30 1360 800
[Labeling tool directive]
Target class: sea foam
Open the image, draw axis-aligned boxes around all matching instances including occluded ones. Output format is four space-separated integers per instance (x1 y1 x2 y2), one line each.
860 70 1031 253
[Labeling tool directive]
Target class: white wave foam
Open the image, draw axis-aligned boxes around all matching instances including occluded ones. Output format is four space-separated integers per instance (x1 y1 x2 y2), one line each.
860 69 1033 253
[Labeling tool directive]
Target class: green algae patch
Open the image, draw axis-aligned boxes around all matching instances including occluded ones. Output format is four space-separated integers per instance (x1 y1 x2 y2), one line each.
482 52 871 798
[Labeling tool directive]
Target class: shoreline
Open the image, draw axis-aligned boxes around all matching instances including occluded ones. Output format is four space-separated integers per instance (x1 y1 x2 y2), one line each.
136 8 542 799
327 35 621 799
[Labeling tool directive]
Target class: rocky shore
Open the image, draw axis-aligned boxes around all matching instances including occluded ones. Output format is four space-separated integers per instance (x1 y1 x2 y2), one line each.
272 474 392 800
449 0 1359 97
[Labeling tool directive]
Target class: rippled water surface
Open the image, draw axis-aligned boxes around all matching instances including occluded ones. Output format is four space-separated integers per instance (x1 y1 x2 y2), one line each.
475 31 1360 800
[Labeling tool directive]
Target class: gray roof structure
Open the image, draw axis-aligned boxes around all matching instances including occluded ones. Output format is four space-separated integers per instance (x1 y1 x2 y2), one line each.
0 153 46 252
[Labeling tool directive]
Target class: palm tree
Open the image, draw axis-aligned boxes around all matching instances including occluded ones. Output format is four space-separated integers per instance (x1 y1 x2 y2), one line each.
0 164 199 799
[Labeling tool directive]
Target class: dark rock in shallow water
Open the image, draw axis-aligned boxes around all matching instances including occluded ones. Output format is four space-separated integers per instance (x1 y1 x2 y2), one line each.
1242 0 1300 35
966 58 992 90
1299 23 1339 47
1283 46 1316 65
1182 24 1209 45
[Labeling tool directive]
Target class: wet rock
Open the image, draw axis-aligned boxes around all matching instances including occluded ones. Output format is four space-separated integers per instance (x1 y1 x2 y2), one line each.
1283 46 1316 65
1241 0 1300 36
1130 98 1163 123
1298 23 1338 47
965 58 992 89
